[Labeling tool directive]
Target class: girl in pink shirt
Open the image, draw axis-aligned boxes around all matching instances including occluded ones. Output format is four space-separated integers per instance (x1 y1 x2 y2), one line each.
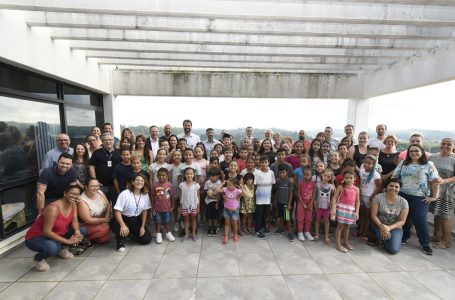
217 178 244 244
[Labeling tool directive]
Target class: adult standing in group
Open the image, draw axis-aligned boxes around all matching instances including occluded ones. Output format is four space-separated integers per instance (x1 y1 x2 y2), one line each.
178 119 200 149
348 131 369 169
344 124 358 145
146 125 160 158
298 129 311 153
103 123 119 145
89 132 121 203
134 135 153 172
91 127 102 148
378 135 399 184
202 128 222 153
369 124 387 150
78 178 111 244
36 153 77 212
393 144 440 255
160 124 173 143
430 138 455 249
370 178 409 254
324 126 339 151
85 134 99 158
41 133 74 170
244 126 255 144
397 133 431 164
110 174 152 251
26 185 86 272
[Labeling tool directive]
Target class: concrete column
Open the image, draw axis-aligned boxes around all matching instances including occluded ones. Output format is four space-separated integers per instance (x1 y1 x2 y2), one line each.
347 98 371 132
103 94 119 137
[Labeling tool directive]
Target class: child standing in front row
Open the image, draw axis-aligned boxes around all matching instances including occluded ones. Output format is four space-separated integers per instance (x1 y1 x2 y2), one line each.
179 167 200 241
151 168 176 243
240 173 255 234
297 167 316 241
204 168 222 236
275 164 294 241
314 169 335 243
169 150 182 232
331 170 360 253
254 155 276 239
217 178 243 244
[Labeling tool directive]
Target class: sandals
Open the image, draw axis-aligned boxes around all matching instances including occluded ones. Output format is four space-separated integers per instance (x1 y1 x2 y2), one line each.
433 241 450 249
314 235 319 242
324 236 331 244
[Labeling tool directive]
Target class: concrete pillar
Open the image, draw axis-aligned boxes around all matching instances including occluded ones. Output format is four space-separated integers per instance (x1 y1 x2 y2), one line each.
347 98 371 132
103 94 119 137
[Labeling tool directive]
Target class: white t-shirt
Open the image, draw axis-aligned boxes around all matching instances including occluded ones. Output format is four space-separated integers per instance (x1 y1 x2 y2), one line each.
148 162 172 184
368 137 386 150
178 162 202 178
204 180 222 204
114 190 151 217
359 168 381 196
254 169 276 205
179 181 200 210
240 168 259 177
177 133 201 149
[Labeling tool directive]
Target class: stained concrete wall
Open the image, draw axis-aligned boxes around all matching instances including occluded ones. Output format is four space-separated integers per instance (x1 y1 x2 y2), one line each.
113 70 359 99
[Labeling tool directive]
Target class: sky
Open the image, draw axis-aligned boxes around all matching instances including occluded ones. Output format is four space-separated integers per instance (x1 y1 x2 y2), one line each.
115 79 455 133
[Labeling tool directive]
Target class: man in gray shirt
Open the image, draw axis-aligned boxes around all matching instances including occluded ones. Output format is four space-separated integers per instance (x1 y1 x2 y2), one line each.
40 133 74 171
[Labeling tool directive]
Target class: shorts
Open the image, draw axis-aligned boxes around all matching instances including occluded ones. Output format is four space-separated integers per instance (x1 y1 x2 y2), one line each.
316 208 330 221
361 195 372 209
181 208 198 217
223 208 240 220
155 211 171 224
277 202 286 218
205 201 219 220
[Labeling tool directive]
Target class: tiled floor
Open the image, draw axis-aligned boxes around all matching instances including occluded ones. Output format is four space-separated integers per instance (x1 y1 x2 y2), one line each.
1 231 455 299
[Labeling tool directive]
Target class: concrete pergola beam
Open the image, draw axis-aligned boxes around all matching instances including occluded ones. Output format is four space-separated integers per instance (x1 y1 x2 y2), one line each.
4 0 455 25
112 71 359 98
25 12 455 40
362 39 455 98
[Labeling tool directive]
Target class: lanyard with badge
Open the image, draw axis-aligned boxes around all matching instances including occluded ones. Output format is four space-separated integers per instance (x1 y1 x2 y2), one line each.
133 193 141 215
103 148 113 167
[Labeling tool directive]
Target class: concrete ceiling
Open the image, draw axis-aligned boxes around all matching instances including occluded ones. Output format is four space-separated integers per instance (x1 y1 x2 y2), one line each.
1 0 455 98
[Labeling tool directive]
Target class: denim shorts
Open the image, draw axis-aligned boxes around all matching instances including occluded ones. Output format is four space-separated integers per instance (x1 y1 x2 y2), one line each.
223 208 240 220
155 211 171 224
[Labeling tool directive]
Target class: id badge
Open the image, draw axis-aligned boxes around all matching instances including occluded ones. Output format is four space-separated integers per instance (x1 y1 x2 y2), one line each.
107 160 112 167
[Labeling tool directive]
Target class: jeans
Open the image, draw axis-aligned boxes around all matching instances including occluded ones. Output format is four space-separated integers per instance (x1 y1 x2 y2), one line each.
254 204 269 232
400 192 430 247
371 222 403 254
25 227 88 261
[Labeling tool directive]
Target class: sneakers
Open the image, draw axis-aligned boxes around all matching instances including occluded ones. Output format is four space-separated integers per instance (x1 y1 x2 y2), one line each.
255 231 267 240
422 245 433 255
207 227 212 236
156 233 163 244
117 242 126 252
298 232 305 241
275 228 284 235
288 232 294 242
212 227 218 237
33 259 50 272
165 231 175 242
304 232 314 241
263 228 271 235
58 249 74 259
401 237 409 245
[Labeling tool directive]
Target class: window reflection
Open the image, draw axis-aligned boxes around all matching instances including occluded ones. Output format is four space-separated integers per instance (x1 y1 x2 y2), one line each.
66 106 97 144
0 96 60 183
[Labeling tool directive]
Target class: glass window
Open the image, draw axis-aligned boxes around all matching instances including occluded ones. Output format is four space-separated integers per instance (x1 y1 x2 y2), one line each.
1 183 37 238
66 106 97 145
63 85 100 106
0 96 61 183
0 64 58 99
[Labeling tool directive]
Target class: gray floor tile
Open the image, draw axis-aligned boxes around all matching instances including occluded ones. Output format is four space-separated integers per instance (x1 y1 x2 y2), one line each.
242 275 291 300
109 254 162 279
164 237 202 255
7 246 35 258
88 239 131 257
198 251 240 277
421 248 455 270
285 274 342 300
307 248 363 274
370 272 440 300
267 236 309 256
195 277 242 300
144 278 196 300
201 235 236 253
95 279 150 300
64 256 123 281
410 270 455 300
154 253 199 278
0 282 10 292
238 251 281 276
128 241 167 256
348 250 402 273
328 273 390 300
19 257 85 282
235 235 271 253
0 282 57 299
275 250 323 275
44 280 104 299
0 257 33 282
388 247 441 271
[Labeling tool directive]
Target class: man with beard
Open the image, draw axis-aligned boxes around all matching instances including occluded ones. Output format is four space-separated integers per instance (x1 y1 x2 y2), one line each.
298 129 311 153
177 119 200 149
160 124 173 143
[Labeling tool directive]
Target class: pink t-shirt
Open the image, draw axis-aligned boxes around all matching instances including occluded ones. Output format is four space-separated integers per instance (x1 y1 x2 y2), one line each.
299 181 316 204
223 187 242 210
152 182 174 212
286 155 301 170
398 150 431 160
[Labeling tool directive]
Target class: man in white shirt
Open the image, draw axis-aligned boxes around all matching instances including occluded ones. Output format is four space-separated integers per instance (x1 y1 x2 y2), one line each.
244 126 255 144
344 124 358 145
368 124 387 150
177 119 200 149
324 126 339 151
202 128 222 153
146 125 160 158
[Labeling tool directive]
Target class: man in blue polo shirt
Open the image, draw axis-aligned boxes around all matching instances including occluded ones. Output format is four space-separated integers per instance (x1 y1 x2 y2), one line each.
40 133 74 171
36 153 77 212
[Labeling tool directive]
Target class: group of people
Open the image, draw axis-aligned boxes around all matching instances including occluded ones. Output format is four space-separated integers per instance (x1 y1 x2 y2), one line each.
25 120 455 272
